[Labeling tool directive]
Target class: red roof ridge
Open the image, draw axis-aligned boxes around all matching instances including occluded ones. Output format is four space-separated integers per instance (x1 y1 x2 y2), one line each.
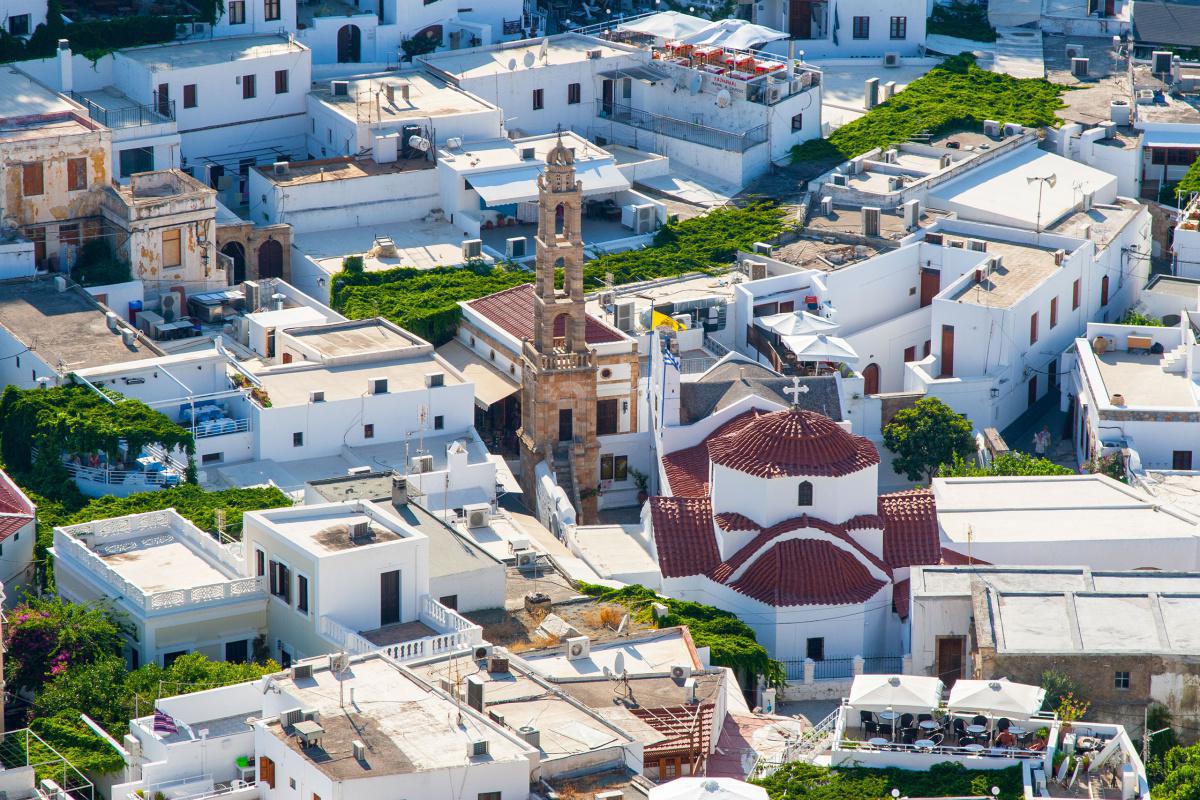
726 538 888 607
707 408 879 479
465 283 626 345
708 512 889 584
714 511 760 532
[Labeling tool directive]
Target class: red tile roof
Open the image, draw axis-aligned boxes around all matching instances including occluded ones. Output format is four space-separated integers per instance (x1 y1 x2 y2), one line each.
465 283 625 345
661 410 766 497
0 470 34 542
709 513 889 583
940 547 988 566
878 488 942 570
893 577 911 619
728 538 887 607
707 409 879 479
648 496 721 578
714 512 758 532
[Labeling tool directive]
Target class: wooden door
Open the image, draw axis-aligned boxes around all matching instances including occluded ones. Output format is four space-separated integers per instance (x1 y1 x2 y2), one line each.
919 267 941 307
1174 451 1193 470
156 83 170 117
939 325 954 377
596 398 619 436
863 363 880 395
558 408 573 442
789 0 812 38
935 637 964 685
1028 375 1038 408
601 79 614 116
380 570 401 626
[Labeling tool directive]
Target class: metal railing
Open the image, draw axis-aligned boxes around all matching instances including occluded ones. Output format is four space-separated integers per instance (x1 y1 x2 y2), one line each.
752 707 839 778
703 332 731 358
192 418 251 439
61 459 182 488
862 655 904 674
679 356 719 374
814 657 855 680
595 100 768 153
69 91 175 128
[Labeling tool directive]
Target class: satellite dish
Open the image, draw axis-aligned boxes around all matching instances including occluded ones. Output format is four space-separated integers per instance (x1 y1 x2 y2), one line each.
717 89 732 108
614 652 626 674
507 58 518 70
523 51 536 68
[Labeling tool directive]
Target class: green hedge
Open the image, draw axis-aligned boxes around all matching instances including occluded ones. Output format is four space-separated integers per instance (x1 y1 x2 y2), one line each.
927 1 997 42
793 54 1068 164
755 761 1023 800
1176 156 1200 204
330 204 787 344
2 1 183 64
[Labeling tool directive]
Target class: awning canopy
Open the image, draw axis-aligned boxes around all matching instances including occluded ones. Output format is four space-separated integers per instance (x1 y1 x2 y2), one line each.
947 679 1047 717
848 674 944 713
678 19 789 50
649 777 768 800
436 339 520 410
468 161 630 207
760 310 840 337
617 10 714 41
780 333 858 363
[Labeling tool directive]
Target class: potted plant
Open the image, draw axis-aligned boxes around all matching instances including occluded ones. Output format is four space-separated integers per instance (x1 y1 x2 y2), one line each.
629 467 650 505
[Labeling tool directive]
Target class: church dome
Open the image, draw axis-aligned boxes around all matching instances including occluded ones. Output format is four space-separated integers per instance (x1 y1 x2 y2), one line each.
707 409 879 478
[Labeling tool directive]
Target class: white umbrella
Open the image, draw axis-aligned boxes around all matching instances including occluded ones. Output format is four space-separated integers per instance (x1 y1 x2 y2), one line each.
650 777 768 800
679 18 790 49
760 310 840 337
617 10 713 40
848 674 945 714
780 333 859 363
947 678 1046 717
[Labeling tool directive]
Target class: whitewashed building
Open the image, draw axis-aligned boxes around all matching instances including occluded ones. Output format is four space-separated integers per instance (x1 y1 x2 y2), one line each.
750 0 928 58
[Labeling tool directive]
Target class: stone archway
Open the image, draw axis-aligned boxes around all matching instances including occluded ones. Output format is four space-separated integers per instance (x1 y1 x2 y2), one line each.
221 241 246 284
258 239 283 279
337 24 362 63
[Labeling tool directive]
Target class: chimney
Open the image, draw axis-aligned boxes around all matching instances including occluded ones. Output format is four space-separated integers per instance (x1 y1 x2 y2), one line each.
391 475 408 506
787 39 795 81
58 39 72 94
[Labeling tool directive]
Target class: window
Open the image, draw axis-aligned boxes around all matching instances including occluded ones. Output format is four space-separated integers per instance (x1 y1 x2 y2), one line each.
434 415 444 430
1072 278 1081 310
362 423 375 439
1173 450 1193 470
60 223 80 248
791 113 804 132
242 74 256 99
21 163 43 196
1114 671 1130 690
265 0 281 20
293 431 304 447
852 16 870 38
183 83 197 108
904 345 916 362
8 14 31 36
798 480 813 506
1029 312 1038 345
806 637 825 661
163 650 187 667
889 16 907 38
1050 297 1059 328
269 560 291 603
201 452 223 464
66 157 87 191
597 398 619 435
440 594 458 610
601 454 614 480
258 757 275 789
119 146 154 178
162 228 182 268
275 69 289 94
567 82 581 104
255 548 265 577
614 455 628 482
297 574 309 615
1100 274 1110 306
229 0 246 23
479 793 503 800
532 88 544 110
225 639 248 663
1150 147 1200 165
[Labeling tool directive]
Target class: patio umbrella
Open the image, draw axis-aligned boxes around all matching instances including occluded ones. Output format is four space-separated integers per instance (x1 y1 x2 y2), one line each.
848 674 944 714
617 10 713 40
760 310 840 337
650 777 768 800
780 333 859 364
947 678 1046 718
679 19 790 50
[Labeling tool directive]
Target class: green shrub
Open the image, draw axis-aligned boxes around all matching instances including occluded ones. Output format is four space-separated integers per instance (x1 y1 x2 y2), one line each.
755 761 1023 800
927 1 997 41
1175 156 1200 205
1118 310 1165 327
793 54 1068 164
72 240 132 287
5 1 183 64
939 452 1073 477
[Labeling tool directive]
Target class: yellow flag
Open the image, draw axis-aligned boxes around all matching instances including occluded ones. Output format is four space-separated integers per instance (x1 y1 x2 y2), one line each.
652 310 686 332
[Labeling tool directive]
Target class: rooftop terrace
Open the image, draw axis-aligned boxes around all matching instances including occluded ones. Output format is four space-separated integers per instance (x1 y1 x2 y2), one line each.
254 155 433 186
119 34 306 70
945 239 1062 309
311 71 496 120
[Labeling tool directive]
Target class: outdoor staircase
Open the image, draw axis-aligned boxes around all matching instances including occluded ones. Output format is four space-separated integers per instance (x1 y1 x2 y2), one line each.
750 708 840 779
553 444 580 515
1161 344 1188 374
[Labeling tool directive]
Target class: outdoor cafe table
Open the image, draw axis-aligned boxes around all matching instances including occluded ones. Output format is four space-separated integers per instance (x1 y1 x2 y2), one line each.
966 724 987 735
868 738 889 748
915 739 936 751
919 720 940 731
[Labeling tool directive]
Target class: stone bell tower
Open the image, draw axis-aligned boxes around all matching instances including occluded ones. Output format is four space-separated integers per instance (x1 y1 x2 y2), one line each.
518 135 601 523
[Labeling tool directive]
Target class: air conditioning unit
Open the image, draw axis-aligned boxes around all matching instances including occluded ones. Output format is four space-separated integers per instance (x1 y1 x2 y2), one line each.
587 48 603 59
368 377 388 395
634 204 657 234
1003 123 1022 137
1054 248 1067 266
474 644 493 661
830 174 848 187
983 119 1001 137
820 196 834 215
309 390 325 403
750 262 768 281
462 239 482 259
883 148 898 163
903 198 920 229
273 161 289 177
192 22 210 35
329 652 350 673
861 207 881 237
505 237 527 259
291 663 313 681
887 175 904 191
469 739 490 758
753 242 773 256
766 84 783 103
279 707 304 728
967 238 988 252
613 299 635 333
411 454 434 473
1065 42 1084 60
331 80 349 96
424 371 445 388
598 292 615 307
925 232 944 245
446 137 463 149
1071 57 1089 78
670 664 692 680
564 635 590 661
1152 50 1173 75
464 502 491 528
352 740 366 761
515 549 538 569
883 52 901 67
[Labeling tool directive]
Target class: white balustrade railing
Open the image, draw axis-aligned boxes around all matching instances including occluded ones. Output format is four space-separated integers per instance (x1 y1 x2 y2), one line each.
319 598 483 664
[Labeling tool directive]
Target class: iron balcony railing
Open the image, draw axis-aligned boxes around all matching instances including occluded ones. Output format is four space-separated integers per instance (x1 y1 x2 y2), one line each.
595 100 768 153
70 91 175 128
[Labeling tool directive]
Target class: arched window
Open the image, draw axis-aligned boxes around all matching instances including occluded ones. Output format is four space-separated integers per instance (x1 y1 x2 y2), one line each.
798 480 813 506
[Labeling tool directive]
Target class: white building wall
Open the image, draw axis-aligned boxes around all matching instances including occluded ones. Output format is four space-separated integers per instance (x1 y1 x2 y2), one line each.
710 464 879 529
210 0 298 37
249 165 441 233
756 0 927 57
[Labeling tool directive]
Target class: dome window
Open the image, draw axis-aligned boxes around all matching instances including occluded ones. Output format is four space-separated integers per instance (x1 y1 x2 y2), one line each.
798 481 813 506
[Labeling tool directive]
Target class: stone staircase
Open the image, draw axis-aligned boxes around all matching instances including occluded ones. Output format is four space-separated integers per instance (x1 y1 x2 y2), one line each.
553 444 579 514
1161 344 1188 374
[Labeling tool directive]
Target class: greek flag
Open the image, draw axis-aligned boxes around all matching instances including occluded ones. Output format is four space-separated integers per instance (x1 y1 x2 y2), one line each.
663 349 681 371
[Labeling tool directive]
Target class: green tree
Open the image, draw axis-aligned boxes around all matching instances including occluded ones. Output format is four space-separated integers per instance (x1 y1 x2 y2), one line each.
939 452 1072 477
1039 669 1081 711
1118 310 1165 327
1151 742 1200 799
883 397 975 482
4 596 125 695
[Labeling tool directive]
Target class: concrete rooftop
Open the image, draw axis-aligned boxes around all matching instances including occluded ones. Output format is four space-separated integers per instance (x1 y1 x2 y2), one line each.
119 34 306 71
251 352 463 405
422 35 634 80
946 239 1062 308
254 155 434 186
311 71 496 120
0 66 76 120
1093 350 1198 408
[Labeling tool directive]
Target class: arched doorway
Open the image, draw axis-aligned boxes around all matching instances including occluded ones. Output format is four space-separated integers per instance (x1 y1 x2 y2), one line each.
221 241 246 284
337 24 362 63
862 362 880 395
258 239 283 279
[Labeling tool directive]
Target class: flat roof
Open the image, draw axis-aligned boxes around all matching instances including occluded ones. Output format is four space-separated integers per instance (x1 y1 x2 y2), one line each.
933 475 1200 543
911 565 1093 598
0 66 76 120
0 112 97 144
1046 199 1144 248
252 504 414 556
287 319 423 358
312 71 495 120
254 353 462 405
946 239 1061 308
422 35 635 80
0 279 160 370
298 220 473 274
119 34 306 71
439 131 614 173
268 655 529 778
567 524 663 583
1092 350 1198 408
520 628 698 679
255 155 433 186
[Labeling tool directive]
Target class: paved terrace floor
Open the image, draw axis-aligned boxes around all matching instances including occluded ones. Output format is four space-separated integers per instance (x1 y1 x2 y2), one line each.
97 536 231 594
1094 351 1198 408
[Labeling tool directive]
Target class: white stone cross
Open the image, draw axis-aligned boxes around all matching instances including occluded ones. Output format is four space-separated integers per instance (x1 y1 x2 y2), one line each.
784 376 809 407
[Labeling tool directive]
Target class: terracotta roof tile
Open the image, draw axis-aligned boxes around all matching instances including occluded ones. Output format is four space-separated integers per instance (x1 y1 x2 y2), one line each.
893 577 911 619
940 547 988 566
649 496 720 577
727 538 887 607
714 512 758 532
878 488 942 570
707 409 879 479
660 410 768 497
465 283 625 345
0 470 34 542
709 514 889 583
